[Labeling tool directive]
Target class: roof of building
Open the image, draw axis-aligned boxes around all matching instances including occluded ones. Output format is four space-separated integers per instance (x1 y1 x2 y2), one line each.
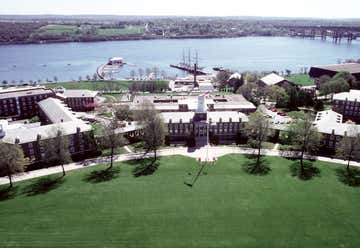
333 90 360 101
1 121 91 144
38 98 78 123
160 111 248 124
260 73 286 86
314 110 359 137
228 73 242 80
311 63 360 74
56 89 98 98
128 94 256 112
0 86 54 100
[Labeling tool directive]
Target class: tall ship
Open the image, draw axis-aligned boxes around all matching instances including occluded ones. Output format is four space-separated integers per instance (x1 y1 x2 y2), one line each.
170 49 207 75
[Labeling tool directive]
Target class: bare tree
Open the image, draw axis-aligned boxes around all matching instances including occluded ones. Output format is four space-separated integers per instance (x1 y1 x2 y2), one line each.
0 142 27 188
138 68 144 80
336 125 360 175
99 120 126 170
287 114 321 174
135 102 165 161
245 112 272 166
42 128 72 177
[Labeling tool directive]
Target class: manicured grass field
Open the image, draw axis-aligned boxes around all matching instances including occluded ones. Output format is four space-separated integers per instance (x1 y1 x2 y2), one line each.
38 24 79 35
0 155 359 247
97 26 145 36
46 80 132 91
286 74 315 86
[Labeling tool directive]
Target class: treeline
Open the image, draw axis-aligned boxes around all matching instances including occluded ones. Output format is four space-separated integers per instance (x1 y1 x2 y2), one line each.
0 22 45 43
128 81 169 93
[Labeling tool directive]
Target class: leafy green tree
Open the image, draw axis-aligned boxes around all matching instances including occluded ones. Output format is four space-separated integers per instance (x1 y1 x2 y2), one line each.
264 85 289 108
245 112 272 167
286 114 321 174
115 105 133 122
2 80 8 86
333 72 358 89
0 142 27 188
336 125 360 175
320 78 349 96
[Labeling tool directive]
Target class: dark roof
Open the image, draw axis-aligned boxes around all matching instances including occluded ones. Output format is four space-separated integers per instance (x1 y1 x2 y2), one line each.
310 63 360 74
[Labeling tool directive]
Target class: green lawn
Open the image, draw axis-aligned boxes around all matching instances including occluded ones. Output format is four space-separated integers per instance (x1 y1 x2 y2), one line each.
97 26 145 36
37 24 79 35
0 155 359 247
286 74 315 86
46 81 132 91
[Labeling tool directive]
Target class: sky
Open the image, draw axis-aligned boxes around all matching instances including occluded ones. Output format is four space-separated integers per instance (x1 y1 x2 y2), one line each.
1 0 360 19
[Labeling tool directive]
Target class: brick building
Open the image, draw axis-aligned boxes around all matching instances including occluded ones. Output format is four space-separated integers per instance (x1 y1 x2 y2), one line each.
0 87 55 119
332 90 360 123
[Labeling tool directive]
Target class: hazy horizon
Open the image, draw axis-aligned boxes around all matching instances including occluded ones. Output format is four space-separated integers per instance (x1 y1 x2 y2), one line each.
2 0 360 19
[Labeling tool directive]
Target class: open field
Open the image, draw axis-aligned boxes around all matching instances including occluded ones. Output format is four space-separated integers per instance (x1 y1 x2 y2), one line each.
97 26 145 36
37 24 79 35
286 74 315 86
0 155 359 248
45 80 132 91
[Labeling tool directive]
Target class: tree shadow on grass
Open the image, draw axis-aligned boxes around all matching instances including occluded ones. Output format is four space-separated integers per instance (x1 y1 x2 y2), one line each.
242 156 271 175
22 176 65 196
290 161 320 181
335 167 360 187
83 167 120 184
131 159 160 177
0 186 19 201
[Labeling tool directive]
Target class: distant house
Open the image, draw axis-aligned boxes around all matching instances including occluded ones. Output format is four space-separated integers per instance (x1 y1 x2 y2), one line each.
258 73 296 89
309 63 360 88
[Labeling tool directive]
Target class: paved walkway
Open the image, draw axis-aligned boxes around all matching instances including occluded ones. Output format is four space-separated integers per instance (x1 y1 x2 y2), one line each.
1 146 359 186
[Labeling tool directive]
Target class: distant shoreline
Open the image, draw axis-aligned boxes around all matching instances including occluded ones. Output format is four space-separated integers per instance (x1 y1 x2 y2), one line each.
0 34 280 46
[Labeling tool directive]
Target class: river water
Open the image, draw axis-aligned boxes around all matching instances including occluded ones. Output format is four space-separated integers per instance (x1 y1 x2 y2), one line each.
0 37 359 83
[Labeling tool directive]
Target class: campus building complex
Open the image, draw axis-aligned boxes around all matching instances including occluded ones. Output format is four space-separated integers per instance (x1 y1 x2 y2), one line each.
0 98 94 161
0 87 55 119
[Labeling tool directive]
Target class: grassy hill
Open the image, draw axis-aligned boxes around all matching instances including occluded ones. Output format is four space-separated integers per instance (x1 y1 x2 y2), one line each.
0 155 359 247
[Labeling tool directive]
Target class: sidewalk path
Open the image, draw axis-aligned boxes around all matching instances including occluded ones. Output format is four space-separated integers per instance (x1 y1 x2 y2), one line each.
1 146 359 186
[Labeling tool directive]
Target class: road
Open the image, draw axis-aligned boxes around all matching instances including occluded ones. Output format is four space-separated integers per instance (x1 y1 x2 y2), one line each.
0 146 359 186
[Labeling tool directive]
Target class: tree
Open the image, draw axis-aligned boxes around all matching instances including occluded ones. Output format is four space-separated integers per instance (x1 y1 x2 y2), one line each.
138 68 144 80
0 142 27 188
135 102 165 161
264 85 289 108
245 112 272 167
237 82 259 104
2 80 8 86
317 75 331 88
86 75 91 81
285 69 292 77
320 78 349 96
42 129 72 177
216 71 231 89
100 120 126 170
286 114 320 174
130 70 136 80
53 76 58 82
92 73 98 81
334 71 358 89
336 125 360 175
115 105 133 122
